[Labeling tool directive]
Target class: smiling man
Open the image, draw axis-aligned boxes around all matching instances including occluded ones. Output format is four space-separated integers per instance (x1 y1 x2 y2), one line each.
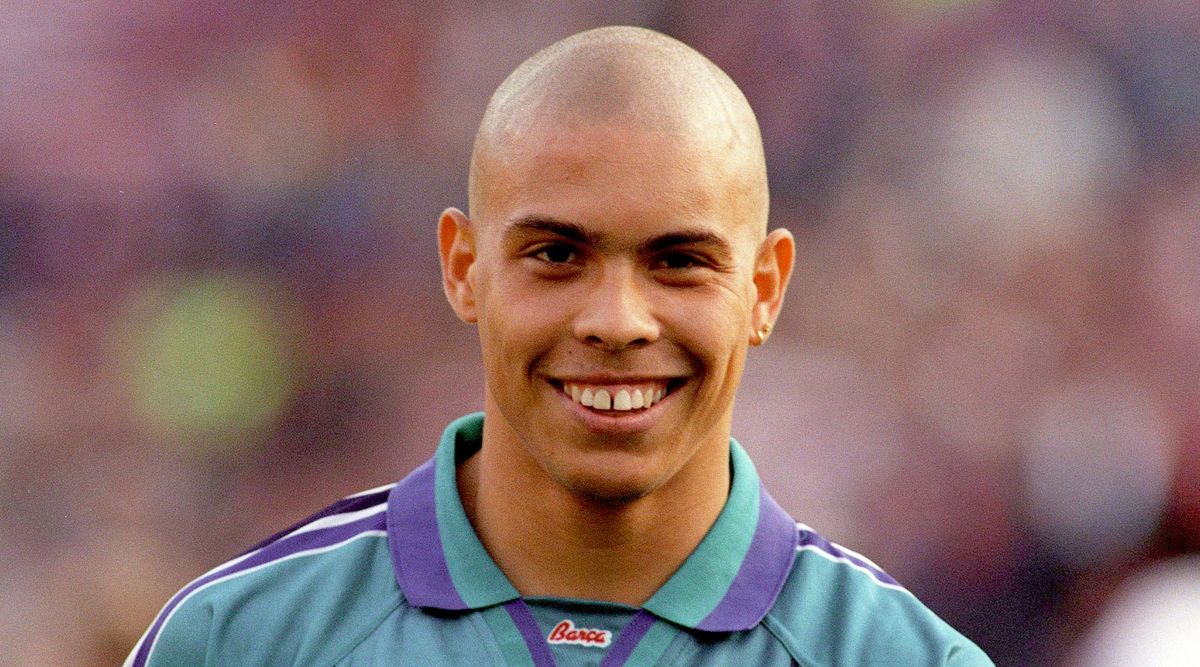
127 27 992 666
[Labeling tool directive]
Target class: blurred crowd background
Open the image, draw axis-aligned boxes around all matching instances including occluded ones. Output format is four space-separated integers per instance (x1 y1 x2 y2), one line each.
2 1 1199 664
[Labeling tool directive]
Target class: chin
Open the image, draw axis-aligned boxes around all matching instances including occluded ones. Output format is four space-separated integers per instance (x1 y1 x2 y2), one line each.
552 463 661 507
568 483 653 508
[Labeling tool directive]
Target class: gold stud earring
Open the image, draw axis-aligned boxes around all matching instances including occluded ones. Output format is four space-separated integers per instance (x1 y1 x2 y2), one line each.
754 322 772 345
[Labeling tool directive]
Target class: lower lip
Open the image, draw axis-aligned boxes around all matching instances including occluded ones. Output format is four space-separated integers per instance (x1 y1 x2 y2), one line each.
553 384 673 435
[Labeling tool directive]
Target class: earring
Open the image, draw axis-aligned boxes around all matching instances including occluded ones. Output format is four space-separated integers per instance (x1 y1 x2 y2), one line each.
754 322 772 345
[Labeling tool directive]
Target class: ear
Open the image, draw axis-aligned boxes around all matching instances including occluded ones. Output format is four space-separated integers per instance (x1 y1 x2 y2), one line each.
749 228 795 345
438 207 479 323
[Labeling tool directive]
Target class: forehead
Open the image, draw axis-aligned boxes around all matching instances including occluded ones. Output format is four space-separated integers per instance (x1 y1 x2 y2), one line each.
480 121 757 245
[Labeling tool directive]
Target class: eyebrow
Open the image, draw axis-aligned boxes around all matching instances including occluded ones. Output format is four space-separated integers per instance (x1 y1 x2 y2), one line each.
503 215 734 257
503 216 598 245
643 231 732 255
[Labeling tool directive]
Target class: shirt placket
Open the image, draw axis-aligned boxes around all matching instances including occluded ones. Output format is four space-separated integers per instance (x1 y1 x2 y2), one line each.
495 602 675 667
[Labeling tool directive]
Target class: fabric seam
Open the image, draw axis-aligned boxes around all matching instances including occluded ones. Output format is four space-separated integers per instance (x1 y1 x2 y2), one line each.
761 612 815 667
326 595 406 666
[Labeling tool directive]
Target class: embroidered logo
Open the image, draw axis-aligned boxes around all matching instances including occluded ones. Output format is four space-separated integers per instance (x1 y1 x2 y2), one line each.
547 619 612 648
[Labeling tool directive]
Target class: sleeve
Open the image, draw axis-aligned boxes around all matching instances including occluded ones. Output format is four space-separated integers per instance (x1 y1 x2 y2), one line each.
945 639 995 667
123 594 213 667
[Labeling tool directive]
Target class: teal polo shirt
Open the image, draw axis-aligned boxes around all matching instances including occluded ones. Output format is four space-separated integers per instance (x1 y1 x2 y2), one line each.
127 413 992 666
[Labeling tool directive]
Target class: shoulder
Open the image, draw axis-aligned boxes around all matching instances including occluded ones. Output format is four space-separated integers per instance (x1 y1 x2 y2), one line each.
762 523 993 667
125 484 403 667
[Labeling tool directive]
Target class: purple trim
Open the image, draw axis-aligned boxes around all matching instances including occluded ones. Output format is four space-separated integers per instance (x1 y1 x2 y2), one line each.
503 599 558 667
599 609 655 667
239 486 393 556
796 526 901 587
130 511 387 667
696 487 799 632
386 459 467 609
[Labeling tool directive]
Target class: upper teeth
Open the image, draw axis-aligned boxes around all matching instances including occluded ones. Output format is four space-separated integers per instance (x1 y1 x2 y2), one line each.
566 384 667 411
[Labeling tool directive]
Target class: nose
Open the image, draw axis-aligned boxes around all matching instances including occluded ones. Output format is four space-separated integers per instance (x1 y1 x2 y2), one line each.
573 262 659 351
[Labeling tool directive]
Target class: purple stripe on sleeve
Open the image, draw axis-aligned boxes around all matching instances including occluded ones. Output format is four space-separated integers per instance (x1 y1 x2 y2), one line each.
385 459 467 609
599 609 655 667
696 487 799 632
503 599 558 667
797 526 901 587
130 510 387 667
239 486 393 556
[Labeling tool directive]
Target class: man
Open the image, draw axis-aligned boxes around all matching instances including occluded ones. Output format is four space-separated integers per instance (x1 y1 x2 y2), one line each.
127 26 992 666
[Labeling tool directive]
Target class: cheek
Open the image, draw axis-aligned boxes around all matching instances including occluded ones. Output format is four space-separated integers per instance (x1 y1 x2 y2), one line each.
661 289 750 365
477 278 570 373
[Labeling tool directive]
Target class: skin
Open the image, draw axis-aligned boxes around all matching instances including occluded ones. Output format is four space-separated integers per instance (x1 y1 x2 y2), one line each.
437 27 794 605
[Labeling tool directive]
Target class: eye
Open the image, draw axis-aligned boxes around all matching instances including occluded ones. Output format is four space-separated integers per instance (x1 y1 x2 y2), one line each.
657 252 704 270
534 245 577 264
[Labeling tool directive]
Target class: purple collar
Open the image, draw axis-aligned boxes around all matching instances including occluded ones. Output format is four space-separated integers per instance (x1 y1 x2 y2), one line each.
387 413 798 631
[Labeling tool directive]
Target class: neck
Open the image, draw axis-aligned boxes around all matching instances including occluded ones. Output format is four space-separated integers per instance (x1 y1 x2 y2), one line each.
457 429 729 606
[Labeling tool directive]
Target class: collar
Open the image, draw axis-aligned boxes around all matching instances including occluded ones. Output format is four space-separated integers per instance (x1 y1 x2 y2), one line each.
387 413 798 632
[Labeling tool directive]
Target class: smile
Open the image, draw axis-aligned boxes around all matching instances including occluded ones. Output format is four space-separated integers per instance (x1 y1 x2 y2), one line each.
559 381 670 412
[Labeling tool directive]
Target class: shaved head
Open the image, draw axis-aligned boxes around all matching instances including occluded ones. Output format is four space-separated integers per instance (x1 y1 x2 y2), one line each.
468 26 768 233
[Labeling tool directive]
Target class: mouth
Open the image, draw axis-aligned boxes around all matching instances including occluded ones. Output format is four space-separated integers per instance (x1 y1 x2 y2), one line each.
548 378 680 414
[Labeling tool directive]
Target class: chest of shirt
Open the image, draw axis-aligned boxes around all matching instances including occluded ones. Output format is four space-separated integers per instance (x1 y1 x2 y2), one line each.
333 599 798 666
